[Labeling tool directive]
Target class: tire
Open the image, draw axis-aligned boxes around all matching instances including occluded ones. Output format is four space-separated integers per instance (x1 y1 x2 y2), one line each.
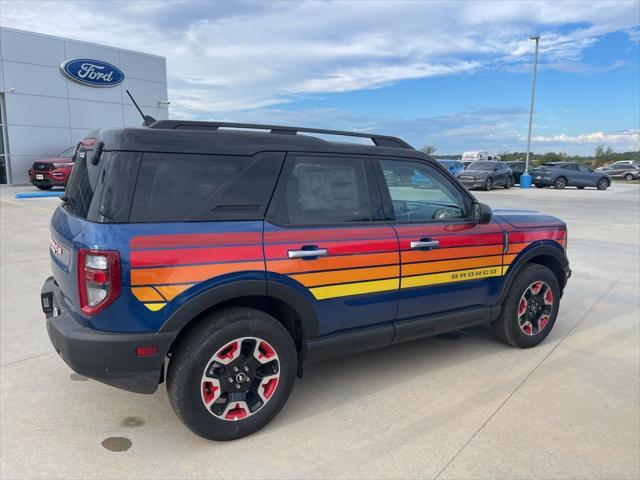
535 183 544 188
484 177 493 191
596 178 609 190
36 185 53 190
577 186 585 189
492 264 560 348
554 177 567 189
624 173 634 181
504 176 513 189
167 307 297 441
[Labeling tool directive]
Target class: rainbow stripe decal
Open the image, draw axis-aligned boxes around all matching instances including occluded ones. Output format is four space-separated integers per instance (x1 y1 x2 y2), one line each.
129 226 566 310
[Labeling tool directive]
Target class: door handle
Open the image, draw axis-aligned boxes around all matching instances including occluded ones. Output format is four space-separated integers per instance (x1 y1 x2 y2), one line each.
288 248 328 259
410 239 440 250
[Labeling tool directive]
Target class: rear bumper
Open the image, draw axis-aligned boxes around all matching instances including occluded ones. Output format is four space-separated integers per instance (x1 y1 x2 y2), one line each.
42 277 174 394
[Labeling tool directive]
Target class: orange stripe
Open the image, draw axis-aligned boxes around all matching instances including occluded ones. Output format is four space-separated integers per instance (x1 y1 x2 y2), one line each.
402 244 503 264
292 265 399 288
131 287 165 302
507 242 530 254
503 253 518 265
267 252 399 275
131 261 264 286
403 255 504 276
156 284 193 300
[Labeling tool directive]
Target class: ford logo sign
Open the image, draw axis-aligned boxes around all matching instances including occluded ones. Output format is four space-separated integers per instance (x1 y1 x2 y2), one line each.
60 58 124 88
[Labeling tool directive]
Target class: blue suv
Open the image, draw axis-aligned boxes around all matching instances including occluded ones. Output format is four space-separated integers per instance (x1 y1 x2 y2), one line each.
42 121 570 440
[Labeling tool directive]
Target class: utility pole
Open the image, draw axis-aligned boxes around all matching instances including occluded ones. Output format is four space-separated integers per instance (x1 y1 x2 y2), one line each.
521 35 540 189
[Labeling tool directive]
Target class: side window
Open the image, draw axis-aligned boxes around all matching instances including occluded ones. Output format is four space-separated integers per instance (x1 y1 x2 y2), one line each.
379 159 468 222
577 164 590 172
273 155 372 225
562 164 578 171
129 152 283 222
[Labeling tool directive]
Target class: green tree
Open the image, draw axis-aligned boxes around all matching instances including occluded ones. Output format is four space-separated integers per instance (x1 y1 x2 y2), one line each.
420 145 438 156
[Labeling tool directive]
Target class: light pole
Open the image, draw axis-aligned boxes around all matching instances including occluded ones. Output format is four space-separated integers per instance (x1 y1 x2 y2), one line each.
521 35 540 189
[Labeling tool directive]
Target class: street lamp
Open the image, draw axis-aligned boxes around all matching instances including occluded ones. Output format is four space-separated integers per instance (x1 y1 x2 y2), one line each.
520 35 540 189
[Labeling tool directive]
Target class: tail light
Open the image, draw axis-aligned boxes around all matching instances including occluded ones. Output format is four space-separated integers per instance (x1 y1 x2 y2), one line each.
78 249 121 315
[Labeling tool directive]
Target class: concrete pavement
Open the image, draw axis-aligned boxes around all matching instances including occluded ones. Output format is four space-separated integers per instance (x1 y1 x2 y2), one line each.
1 183 638 479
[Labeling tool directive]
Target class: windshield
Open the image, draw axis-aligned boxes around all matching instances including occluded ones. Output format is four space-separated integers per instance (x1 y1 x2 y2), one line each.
58 146 76 158
465 161 494 170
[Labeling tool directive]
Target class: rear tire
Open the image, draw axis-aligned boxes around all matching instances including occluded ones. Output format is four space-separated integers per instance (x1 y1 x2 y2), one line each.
36 185 53 190
577 186 585 189
554 177 567 189
492 264 560 348
167 307 297 441
535 183 544 188
596 178 609 190
484 177 493 191
624 173 634 181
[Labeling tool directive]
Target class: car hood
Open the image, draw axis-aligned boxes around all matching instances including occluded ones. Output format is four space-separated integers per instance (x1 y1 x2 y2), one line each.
458 169 491 176
492 208 566 229
33 157 65 164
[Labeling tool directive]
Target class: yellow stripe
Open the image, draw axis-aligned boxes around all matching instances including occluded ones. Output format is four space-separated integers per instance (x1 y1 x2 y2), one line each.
144 303 166 311
401 266 504 289
310 278 399 300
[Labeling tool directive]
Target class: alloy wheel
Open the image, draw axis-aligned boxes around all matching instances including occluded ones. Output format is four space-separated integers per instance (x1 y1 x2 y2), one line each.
517 281 554 336
201 337 280 421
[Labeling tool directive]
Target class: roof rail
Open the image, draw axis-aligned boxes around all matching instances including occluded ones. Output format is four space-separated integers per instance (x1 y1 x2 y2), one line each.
148 120 414 150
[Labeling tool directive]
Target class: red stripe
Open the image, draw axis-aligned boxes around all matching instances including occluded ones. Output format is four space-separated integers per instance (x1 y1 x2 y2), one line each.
397 232 504 250
264 227 394 243
394 224 501 237
130 232 262 250
509 229 565 243
264 238 398 259
130 245 263 267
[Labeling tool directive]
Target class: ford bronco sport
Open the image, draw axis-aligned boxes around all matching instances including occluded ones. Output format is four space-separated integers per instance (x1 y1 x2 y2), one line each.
42 121 571 440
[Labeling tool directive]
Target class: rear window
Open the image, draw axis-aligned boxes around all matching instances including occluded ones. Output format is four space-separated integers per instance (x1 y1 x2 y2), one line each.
129 152 284 222
63 145 102 219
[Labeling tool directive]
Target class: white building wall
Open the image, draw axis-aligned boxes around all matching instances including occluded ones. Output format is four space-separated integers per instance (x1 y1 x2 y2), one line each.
0 27 169 184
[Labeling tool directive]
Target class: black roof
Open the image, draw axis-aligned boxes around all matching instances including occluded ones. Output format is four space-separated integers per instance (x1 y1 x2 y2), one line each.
97 120 425 159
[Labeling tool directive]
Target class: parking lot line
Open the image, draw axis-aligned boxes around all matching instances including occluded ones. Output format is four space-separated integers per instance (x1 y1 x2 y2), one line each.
0 197 56 213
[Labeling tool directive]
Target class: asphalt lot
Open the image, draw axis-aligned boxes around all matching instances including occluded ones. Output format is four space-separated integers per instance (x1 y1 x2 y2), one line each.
1 183 639 479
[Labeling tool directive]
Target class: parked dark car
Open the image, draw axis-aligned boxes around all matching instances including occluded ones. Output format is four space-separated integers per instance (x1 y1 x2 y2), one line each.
506 161 527 184
599 164 640 181
41 120 569 441
532 162 610 190
456 161 513 190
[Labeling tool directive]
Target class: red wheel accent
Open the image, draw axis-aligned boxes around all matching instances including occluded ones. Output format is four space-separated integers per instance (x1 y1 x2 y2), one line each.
531 282 542 294
518 298 527 317
539 315 550 330
202 382 219 404
225 404 248 421
544 289 553 305
522 322 532 335
217 341 239 361
257 341 276 360
261 378 278 400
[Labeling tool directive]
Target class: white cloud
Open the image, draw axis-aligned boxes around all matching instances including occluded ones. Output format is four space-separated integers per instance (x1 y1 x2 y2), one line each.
1 0 638 113
532 129 640 149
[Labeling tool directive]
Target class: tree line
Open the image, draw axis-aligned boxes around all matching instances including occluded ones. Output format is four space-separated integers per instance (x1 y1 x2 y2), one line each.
422 144 640 168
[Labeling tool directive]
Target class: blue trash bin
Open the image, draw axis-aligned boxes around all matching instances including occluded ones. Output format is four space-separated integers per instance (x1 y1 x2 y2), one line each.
520 173 532 189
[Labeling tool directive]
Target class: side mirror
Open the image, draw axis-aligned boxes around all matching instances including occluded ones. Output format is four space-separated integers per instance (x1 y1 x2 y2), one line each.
471 202 493 224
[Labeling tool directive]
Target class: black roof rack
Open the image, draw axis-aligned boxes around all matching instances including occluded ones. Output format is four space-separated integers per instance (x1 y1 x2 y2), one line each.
149 120 414 150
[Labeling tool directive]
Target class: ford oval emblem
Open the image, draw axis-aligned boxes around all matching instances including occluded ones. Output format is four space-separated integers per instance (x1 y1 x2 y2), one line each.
60 58 124 88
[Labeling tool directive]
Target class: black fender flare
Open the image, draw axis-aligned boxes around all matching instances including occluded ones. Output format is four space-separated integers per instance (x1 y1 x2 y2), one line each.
497 242 570 305
160 279 319 341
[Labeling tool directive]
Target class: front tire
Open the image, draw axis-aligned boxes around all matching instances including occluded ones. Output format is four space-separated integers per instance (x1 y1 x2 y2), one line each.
504 176 513 189
596 178 609 190
535 183 544 188
36 185 53 190
492 264 560 348
624 173 634 181
167 307 297 441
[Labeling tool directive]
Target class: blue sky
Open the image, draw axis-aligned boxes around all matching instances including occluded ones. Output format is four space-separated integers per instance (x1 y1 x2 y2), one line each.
2 0 639 154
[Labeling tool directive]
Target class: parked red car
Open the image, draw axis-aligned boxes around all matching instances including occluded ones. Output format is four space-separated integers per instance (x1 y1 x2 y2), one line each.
29 136 97 190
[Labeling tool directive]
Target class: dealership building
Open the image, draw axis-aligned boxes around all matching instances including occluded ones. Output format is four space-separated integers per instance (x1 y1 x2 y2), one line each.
0 27 169 184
